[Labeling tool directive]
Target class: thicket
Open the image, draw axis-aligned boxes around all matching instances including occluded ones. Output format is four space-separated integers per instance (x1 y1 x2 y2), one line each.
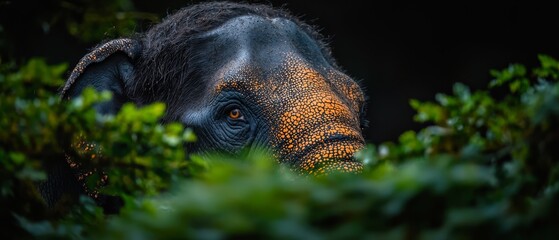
2 55 559 239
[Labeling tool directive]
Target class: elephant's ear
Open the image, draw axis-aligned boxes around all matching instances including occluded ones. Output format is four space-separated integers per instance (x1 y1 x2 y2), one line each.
40 39 141 213
61 38 141 114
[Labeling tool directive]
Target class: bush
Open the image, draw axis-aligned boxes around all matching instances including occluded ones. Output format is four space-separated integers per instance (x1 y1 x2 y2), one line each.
1 55 559 239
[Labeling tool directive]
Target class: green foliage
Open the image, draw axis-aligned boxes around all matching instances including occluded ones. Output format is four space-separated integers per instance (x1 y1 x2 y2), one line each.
2 55 559 239
0 59 199 238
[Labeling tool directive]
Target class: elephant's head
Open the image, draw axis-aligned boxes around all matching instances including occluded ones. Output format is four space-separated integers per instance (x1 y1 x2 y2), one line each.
62 2 367 174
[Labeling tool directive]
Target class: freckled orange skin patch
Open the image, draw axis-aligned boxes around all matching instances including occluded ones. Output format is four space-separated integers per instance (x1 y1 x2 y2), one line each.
69 139 108 199
215 53 365 173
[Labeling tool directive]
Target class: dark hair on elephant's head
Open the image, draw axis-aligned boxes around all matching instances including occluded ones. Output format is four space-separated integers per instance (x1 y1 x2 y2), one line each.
54 1 368 212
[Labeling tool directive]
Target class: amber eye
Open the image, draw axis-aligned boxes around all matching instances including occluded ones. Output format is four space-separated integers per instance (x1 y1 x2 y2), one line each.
228 108 242 120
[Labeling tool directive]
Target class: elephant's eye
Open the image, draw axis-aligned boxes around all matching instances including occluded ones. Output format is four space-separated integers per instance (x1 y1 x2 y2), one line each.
228 108 243 120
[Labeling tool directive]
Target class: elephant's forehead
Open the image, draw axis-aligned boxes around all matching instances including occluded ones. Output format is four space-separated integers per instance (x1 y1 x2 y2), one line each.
214 53 327 99
199 14 332 84
213 53 364 114
203 14 365 105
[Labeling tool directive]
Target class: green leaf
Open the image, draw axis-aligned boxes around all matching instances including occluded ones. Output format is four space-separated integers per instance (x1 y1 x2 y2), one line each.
183 128 197 143
534 54 559 80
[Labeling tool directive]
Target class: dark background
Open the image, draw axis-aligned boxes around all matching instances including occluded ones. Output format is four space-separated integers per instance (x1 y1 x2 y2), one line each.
1 0 558 144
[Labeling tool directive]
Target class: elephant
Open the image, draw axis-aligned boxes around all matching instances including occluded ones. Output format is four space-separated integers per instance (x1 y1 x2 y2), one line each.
41 1 368 213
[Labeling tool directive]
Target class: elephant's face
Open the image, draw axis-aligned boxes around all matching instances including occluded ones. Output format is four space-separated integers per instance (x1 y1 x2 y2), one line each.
63 3 367 174
177 16 366 173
